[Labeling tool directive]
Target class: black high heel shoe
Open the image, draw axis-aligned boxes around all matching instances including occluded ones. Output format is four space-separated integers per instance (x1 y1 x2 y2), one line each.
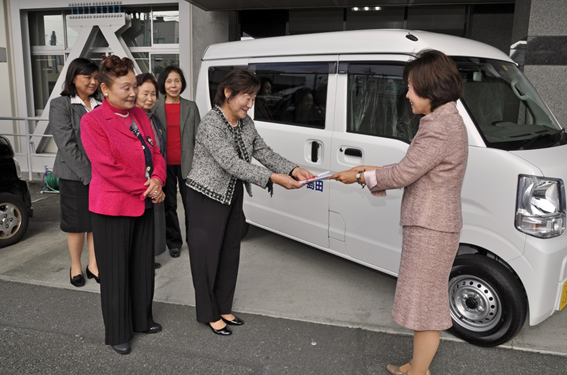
221 315 244 326
86 265 100 284
208 323 232 336
70 268 85 287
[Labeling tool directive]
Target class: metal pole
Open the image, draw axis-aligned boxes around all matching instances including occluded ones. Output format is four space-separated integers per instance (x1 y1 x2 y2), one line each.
26 119 33 181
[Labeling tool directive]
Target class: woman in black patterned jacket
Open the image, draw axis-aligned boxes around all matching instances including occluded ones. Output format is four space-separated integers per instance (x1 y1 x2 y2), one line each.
186 68 313 335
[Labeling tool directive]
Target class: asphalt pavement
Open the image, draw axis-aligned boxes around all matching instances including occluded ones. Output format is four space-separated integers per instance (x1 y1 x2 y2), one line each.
1 182 566 375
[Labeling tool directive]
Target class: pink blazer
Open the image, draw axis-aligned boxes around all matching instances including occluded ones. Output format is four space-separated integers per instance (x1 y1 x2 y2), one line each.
81 100 166 217
370 101 468 233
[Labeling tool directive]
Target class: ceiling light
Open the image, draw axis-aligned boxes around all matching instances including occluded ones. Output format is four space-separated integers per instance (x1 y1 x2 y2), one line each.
364 7 370 11
375 7 382 11
352 7 359 11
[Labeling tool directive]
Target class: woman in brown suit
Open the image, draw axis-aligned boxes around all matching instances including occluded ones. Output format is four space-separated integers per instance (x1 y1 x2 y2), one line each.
330 50 468 375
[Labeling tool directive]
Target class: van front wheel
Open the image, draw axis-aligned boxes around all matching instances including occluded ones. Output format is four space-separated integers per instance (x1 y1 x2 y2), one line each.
448 254 527 347
0 193 29 248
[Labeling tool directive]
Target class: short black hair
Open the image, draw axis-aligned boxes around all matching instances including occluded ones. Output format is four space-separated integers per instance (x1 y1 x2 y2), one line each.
214 68 261 106
60 57 99 97
259 77 273 95
136 73 159 99
157 66 186 96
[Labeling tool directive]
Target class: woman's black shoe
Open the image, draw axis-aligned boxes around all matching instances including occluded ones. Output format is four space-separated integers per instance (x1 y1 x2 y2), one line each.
86 265 100 284
70 268 85 287
222 315 244 326
111 342 131 355
136 322 162 334
208 323 232 336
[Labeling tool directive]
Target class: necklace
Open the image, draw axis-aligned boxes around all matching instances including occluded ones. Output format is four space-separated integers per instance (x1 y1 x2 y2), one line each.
115 112 130 118
219 106 238 127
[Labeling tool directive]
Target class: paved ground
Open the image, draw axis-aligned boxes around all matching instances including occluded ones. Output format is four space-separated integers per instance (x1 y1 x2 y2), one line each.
1 181 567 374
1 280 566 375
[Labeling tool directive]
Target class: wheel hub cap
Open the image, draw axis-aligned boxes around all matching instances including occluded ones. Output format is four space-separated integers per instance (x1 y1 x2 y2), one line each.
0 203 22 239
448 275 502 332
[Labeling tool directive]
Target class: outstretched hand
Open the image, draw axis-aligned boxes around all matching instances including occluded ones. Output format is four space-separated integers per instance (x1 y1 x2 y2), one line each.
329 170 359 184
271 173 303 189
350 165 380 173
291 167 315 182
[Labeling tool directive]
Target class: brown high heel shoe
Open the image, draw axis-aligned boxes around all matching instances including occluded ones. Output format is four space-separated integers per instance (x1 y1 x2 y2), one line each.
386 364 406 375
386 364 431 375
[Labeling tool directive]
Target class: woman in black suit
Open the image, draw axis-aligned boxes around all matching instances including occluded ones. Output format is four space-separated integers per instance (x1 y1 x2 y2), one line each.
50 57 100 287
136 73 167 266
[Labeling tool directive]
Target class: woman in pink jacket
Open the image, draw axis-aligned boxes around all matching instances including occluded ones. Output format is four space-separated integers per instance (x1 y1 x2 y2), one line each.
331 50 468 375
81 56 166 355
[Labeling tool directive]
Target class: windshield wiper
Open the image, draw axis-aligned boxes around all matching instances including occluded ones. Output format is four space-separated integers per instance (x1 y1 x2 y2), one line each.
520 128 566 150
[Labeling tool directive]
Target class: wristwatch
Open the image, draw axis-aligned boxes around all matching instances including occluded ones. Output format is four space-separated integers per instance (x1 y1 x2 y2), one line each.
356 170 366 188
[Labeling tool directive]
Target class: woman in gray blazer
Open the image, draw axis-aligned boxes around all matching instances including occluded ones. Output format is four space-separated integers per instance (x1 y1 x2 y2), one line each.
50 57 101 287
153 66 200 258
331 50 468 375
186 68 313 335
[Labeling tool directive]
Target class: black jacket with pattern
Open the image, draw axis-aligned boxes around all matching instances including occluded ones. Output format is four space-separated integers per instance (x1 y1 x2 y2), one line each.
186 106 296 205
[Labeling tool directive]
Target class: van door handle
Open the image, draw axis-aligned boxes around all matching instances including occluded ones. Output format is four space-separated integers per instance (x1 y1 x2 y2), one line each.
311 141 320 162
344 148 362 157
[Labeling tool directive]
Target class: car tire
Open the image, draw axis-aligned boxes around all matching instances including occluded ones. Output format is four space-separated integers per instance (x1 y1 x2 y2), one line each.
448 254 527 347
0 192 30 248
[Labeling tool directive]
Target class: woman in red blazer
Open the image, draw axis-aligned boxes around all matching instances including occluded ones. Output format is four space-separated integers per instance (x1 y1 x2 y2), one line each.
81 56 166 355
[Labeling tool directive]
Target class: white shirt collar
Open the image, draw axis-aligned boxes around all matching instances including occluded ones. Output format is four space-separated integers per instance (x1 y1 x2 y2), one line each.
70 95 101 112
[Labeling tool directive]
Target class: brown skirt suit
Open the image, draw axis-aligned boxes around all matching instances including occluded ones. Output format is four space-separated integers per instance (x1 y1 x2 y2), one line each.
369 102 468 331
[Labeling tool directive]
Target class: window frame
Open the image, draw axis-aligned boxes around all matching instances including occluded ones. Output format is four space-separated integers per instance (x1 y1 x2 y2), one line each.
340 58 419 144
249 59 337 130
26 5 180 115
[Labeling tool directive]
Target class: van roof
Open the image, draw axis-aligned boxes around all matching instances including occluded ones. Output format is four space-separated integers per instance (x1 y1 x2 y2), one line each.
202 29 514 63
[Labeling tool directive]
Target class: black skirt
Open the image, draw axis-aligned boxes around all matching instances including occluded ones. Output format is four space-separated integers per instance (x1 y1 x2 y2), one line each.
59 178 92 233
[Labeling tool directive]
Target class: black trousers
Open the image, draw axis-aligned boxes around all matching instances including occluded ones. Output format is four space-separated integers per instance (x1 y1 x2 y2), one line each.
91 209 155 345
187 181 243 323
165 164 189 250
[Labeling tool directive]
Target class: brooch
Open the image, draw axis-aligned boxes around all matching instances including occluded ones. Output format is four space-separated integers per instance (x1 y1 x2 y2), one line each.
146 136 154 146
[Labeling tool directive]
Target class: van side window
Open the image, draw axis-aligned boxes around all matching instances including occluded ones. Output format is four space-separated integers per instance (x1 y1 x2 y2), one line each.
346 63 419 143
250 62 335 129
208 66 246 107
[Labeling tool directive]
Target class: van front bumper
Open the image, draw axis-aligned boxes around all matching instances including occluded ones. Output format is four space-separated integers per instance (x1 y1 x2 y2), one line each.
509 233 567 326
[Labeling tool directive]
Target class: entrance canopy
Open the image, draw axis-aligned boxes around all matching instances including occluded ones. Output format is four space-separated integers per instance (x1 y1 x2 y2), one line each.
186 0 513 11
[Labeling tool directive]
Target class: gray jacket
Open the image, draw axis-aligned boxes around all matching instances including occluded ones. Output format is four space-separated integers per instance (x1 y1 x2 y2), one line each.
186 106 296 205
50 96 92 184
153 97 201 178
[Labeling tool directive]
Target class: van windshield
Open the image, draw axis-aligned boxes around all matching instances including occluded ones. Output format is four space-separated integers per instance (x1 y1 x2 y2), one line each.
454 57 565 150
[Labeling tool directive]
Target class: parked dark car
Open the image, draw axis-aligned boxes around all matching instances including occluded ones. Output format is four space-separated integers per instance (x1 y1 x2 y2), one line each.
0 135 32 248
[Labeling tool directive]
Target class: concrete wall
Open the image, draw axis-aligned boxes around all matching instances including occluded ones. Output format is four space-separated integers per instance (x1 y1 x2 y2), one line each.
190 6 230 97
468 6 514 54
523 0 567 127
0 0 16 137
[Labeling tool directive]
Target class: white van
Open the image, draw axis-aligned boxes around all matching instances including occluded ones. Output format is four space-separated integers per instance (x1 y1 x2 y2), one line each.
195 29 567 347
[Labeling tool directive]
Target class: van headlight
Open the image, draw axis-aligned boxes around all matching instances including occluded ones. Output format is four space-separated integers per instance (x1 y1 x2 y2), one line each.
516 175 566 238
13 157 22 179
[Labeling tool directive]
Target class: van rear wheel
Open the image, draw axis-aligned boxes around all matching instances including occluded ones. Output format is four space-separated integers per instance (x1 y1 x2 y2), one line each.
448 254 527 347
